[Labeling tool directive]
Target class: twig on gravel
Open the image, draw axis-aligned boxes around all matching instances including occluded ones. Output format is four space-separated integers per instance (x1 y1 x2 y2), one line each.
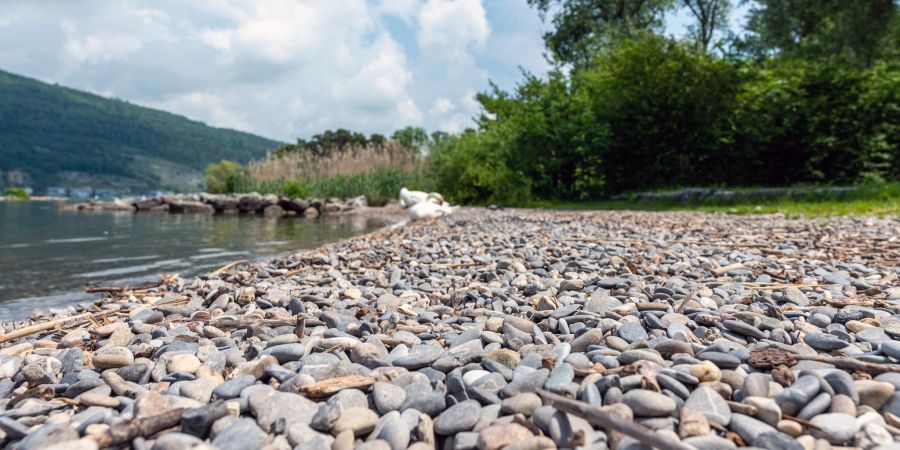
213 259 250 274
298 375 375 398
537 390 695 450
91 408 187 448
674 291 695 315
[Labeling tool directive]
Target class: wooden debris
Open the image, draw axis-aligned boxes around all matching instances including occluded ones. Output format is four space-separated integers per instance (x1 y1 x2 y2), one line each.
91 408 187 448
298 375 375 398
537 389 695 450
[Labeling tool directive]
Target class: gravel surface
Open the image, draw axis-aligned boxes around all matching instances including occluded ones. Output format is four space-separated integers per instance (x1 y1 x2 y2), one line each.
1 208 900 450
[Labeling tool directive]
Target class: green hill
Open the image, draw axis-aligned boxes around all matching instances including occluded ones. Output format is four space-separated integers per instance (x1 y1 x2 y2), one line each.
0 69 282 193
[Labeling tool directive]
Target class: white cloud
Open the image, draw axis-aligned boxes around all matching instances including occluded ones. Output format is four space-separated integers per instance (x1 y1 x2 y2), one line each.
0 0 547 141
417 0 489 62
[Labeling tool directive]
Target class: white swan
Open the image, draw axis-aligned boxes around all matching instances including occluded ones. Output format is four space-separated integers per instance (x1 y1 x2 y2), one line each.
399 187 429 209
408 197 456 221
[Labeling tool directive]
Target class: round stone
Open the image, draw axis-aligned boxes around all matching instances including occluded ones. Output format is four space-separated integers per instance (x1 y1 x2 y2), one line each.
433 400 481 435
92 347 134 369
622 389 676 417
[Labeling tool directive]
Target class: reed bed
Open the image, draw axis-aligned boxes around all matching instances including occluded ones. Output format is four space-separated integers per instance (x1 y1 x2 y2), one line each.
239 142 430 206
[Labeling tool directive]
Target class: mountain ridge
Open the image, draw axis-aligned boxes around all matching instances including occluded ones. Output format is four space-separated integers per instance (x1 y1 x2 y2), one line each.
0 69 282 193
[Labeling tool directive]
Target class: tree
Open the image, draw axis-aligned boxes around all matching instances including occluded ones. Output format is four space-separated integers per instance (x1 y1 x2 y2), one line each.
682 0 730 52
527 0 674 67
741 0 898 65
391 126 430 153
204 160 246 193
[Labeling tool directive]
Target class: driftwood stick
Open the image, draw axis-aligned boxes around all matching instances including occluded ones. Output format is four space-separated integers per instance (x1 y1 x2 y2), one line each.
537 390 695 450
712 262 744 276
102 371 138 398
298 375 375 398
0 311 113 344
749 348 900 375
674 291 695 315
91 407 187 448
799 354 900 375
213 259 250 274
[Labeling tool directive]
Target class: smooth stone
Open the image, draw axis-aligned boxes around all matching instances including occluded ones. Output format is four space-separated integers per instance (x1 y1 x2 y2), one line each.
501 393 542 416
824 370 859 403
809 413 860 444
754 431 804 450
332 407 379 436
617 323 649 343
855 380 895 409
743 372 769 398
167 354 201 374
803 333 850 351
181 400 228 437
286 422 334 449
730 414 777 446
92 347 134 369
570 329 605 353
261 343 305 364
476 423 534 450
250 391 317 431
373 382 406 414
777 420 803 437
531 405 598 448
683 435 737 450
483 349 521 369
212 375 256 399
150 432 203 450
881 341 900 359
857 327 891 346
433 400 481 435
797 392 831 421
743 397 782 427
684 386 731 425
623 389 676 417
212 418 267 450
371 412 409 450
829 394 856 416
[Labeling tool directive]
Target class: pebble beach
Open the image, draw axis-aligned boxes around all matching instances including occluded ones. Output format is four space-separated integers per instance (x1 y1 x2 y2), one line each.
1 208 900 450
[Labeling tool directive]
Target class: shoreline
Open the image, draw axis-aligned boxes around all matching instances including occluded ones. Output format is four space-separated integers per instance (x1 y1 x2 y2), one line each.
1 209 899 449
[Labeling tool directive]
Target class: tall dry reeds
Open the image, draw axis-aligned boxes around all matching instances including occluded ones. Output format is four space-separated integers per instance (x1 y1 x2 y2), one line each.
248 141 423 183
240 141 430 205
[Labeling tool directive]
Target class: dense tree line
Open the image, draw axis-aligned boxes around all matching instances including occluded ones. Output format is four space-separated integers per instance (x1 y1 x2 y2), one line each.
272 126 439 157
428 0 900 204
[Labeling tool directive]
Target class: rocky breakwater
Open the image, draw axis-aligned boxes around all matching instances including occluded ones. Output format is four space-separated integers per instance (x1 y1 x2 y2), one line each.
0 209 899 449
60 193 372 217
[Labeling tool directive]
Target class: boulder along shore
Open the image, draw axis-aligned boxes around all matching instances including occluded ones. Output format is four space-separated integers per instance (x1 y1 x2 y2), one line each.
1 209 900 450
57 193 375 218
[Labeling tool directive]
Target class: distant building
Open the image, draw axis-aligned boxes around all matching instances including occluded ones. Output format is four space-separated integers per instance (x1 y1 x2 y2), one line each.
93 189 118 200
47 187 68 197
69 187 93 200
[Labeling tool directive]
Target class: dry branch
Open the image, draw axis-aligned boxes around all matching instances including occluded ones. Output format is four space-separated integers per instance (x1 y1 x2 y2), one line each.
298 375 375 398
91 408 186 448
537 390 695 450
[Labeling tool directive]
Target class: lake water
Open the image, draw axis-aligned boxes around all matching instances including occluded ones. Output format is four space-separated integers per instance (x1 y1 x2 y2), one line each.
0 202 388 320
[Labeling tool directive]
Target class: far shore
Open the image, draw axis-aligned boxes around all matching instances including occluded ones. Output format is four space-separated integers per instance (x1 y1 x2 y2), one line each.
0 195 66 202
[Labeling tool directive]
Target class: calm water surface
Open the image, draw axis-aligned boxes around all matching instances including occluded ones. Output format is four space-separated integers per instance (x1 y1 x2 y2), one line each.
0 202 387 319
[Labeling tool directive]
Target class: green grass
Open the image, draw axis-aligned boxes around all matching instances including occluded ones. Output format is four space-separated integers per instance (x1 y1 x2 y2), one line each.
529 183 900 217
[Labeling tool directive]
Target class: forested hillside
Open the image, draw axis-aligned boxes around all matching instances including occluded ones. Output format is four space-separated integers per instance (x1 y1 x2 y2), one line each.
0 70 281 192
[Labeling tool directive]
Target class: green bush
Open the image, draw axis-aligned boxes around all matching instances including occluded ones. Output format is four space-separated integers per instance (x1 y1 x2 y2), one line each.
282 180 309 199
204 160 247 193
4 187 29 200
428 130 531 205
582 35 741 193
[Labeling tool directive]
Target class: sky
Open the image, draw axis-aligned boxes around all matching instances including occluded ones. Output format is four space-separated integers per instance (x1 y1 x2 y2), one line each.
0 0 748 142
